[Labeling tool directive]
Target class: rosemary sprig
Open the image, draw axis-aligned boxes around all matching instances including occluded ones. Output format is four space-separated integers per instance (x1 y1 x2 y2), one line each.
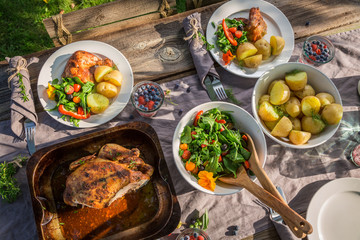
225 89 241 105
0 155 28 203
17 73 29 102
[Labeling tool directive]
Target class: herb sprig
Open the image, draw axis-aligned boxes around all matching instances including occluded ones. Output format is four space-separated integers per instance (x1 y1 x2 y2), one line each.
17 73 29 102
0 155 28 203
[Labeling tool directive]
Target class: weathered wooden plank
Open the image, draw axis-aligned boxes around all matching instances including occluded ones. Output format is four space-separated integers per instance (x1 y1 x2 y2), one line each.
43 0 177 40
1 0 360 122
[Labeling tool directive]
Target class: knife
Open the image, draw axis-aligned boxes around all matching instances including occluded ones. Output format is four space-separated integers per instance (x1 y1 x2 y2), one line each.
204 75 218 101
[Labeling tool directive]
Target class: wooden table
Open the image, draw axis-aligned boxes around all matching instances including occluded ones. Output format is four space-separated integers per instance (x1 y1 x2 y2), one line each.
1 0 360 239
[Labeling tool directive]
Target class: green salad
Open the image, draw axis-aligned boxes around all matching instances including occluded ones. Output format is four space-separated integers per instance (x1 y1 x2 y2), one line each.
179 108 251 191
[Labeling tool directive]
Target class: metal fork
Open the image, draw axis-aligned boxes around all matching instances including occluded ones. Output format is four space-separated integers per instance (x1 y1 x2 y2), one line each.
270 186 286 223
24 119 36 155
209 75 228 100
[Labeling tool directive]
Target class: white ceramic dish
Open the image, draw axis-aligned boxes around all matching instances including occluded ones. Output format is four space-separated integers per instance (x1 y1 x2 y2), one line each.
206 0 294 78
172 102 267 195
251 62 342 149
307 178 360 240
37 40 134 128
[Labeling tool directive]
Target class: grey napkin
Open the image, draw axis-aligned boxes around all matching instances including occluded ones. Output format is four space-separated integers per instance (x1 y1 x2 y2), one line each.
6 56 39 140
271 219 299 240
183 12 219 89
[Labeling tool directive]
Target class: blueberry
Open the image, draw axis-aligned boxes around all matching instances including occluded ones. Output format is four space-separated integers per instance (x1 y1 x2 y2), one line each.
221 143 228 151
174 83 180 90
135 96 138 101
199 165 205 171
316 40 320 44
137 88 142 93
144 107 148 111
184 236 190 240
144 90 148 94
305 21 310 26
312 40 317 44
149 95 153 100
146 84 150 89
316 56 320 61
235 225 239 230
156 91 160 96
145 97 149 102
186 87 191 93
141 85 146 90
135 100 139 105
193 232 199 237
140 105 145 109
134 92 138 97
191 219 196 225
129 114 134 120
178 109 183 115
150 90 155 96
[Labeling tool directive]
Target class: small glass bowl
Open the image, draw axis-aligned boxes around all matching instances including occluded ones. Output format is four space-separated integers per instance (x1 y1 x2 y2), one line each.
176 228 211 240
130 81 165 118
299 35 335 67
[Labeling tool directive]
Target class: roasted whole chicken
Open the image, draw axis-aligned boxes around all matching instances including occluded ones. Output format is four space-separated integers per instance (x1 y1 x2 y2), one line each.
62 50 113 83
63 144 154 209
246 7 267 42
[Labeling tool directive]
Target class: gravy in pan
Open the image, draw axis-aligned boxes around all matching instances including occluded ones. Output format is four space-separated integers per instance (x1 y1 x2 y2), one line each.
51 160 159 240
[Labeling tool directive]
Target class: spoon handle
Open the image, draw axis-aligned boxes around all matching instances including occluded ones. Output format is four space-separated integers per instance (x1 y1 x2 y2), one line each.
240 174 313 235
246 133 307 238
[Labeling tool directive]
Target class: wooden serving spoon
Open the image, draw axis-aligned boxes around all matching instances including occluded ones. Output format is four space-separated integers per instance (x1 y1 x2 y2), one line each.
219 143 313 236
245 133 310 238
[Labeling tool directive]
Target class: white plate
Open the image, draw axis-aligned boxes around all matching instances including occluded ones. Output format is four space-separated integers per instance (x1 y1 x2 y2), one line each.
206 0 294 78
307 178 360 240
37 40 134 128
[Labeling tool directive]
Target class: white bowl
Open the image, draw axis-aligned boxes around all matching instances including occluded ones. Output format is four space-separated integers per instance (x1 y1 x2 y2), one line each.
251 62 342 149
172 102 267 195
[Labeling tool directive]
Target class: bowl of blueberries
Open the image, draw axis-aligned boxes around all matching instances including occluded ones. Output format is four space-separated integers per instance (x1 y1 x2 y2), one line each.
299 35 335 66
176 228 211 240
131 81 165 117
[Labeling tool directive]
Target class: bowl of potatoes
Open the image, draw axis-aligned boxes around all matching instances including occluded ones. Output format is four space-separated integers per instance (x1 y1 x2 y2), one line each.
252 62 343 148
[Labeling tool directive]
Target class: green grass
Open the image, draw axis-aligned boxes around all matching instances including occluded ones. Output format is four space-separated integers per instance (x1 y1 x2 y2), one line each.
0 0 115 61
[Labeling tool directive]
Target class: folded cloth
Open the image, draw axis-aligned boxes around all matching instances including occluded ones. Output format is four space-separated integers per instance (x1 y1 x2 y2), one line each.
6 56 39 140
183 12 219 89
270 219 299 240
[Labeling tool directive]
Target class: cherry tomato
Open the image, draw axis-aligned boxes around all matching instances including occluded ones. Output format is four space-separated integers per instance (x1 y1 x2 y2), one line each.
73 84 81 92
215 119 226 124
64 85 74 95
228 27 237 33
234 30 243 38
244 160 250 169
73 96 81 103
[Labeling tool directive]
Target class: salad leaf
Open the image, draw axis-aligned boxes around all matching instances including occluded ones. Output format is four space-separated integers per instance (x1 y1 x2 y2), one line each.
180 125 192 144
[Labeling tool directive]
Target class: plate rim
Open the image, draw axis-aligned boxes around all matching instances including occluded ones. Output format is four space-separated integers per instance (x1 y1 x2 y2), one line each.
206 0 294 78
306 177 360 240
37 40 134 128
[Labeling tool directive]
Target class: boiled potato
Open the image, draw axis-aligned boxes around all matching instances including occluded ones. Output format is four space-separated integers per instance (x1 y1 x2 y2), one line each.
285 71 307 91
258 101 280 122
103 70 123 87
270 81 290 105
96 82 118 98
316 92 335 108
289 117 302 131
254 39 271 60
267 80 286 94
87 93 109 114
285 97 301 118
289 130 311 145
259 94 270 105
321 103 343 125
301 116 326 134
264 120 279 131
271 116 292 137
94 66 113 82
294 84 315 99
243 54 263 68
236 42 258 61
301 96 321 117
270 36 285 56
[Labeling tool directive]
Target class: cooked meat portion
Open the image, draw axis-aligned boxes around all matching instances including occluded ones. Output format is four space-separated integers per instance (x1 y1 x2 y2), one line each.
62 50 113 83
98 143 141 161
63 144 154 209
246 7 267 42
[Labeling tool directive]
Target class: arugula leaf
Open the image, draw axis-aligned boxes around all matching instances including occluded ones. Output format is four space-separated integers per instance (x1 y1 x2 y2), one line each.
223 156 241 177
180 125 192 144
82 82 95 93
